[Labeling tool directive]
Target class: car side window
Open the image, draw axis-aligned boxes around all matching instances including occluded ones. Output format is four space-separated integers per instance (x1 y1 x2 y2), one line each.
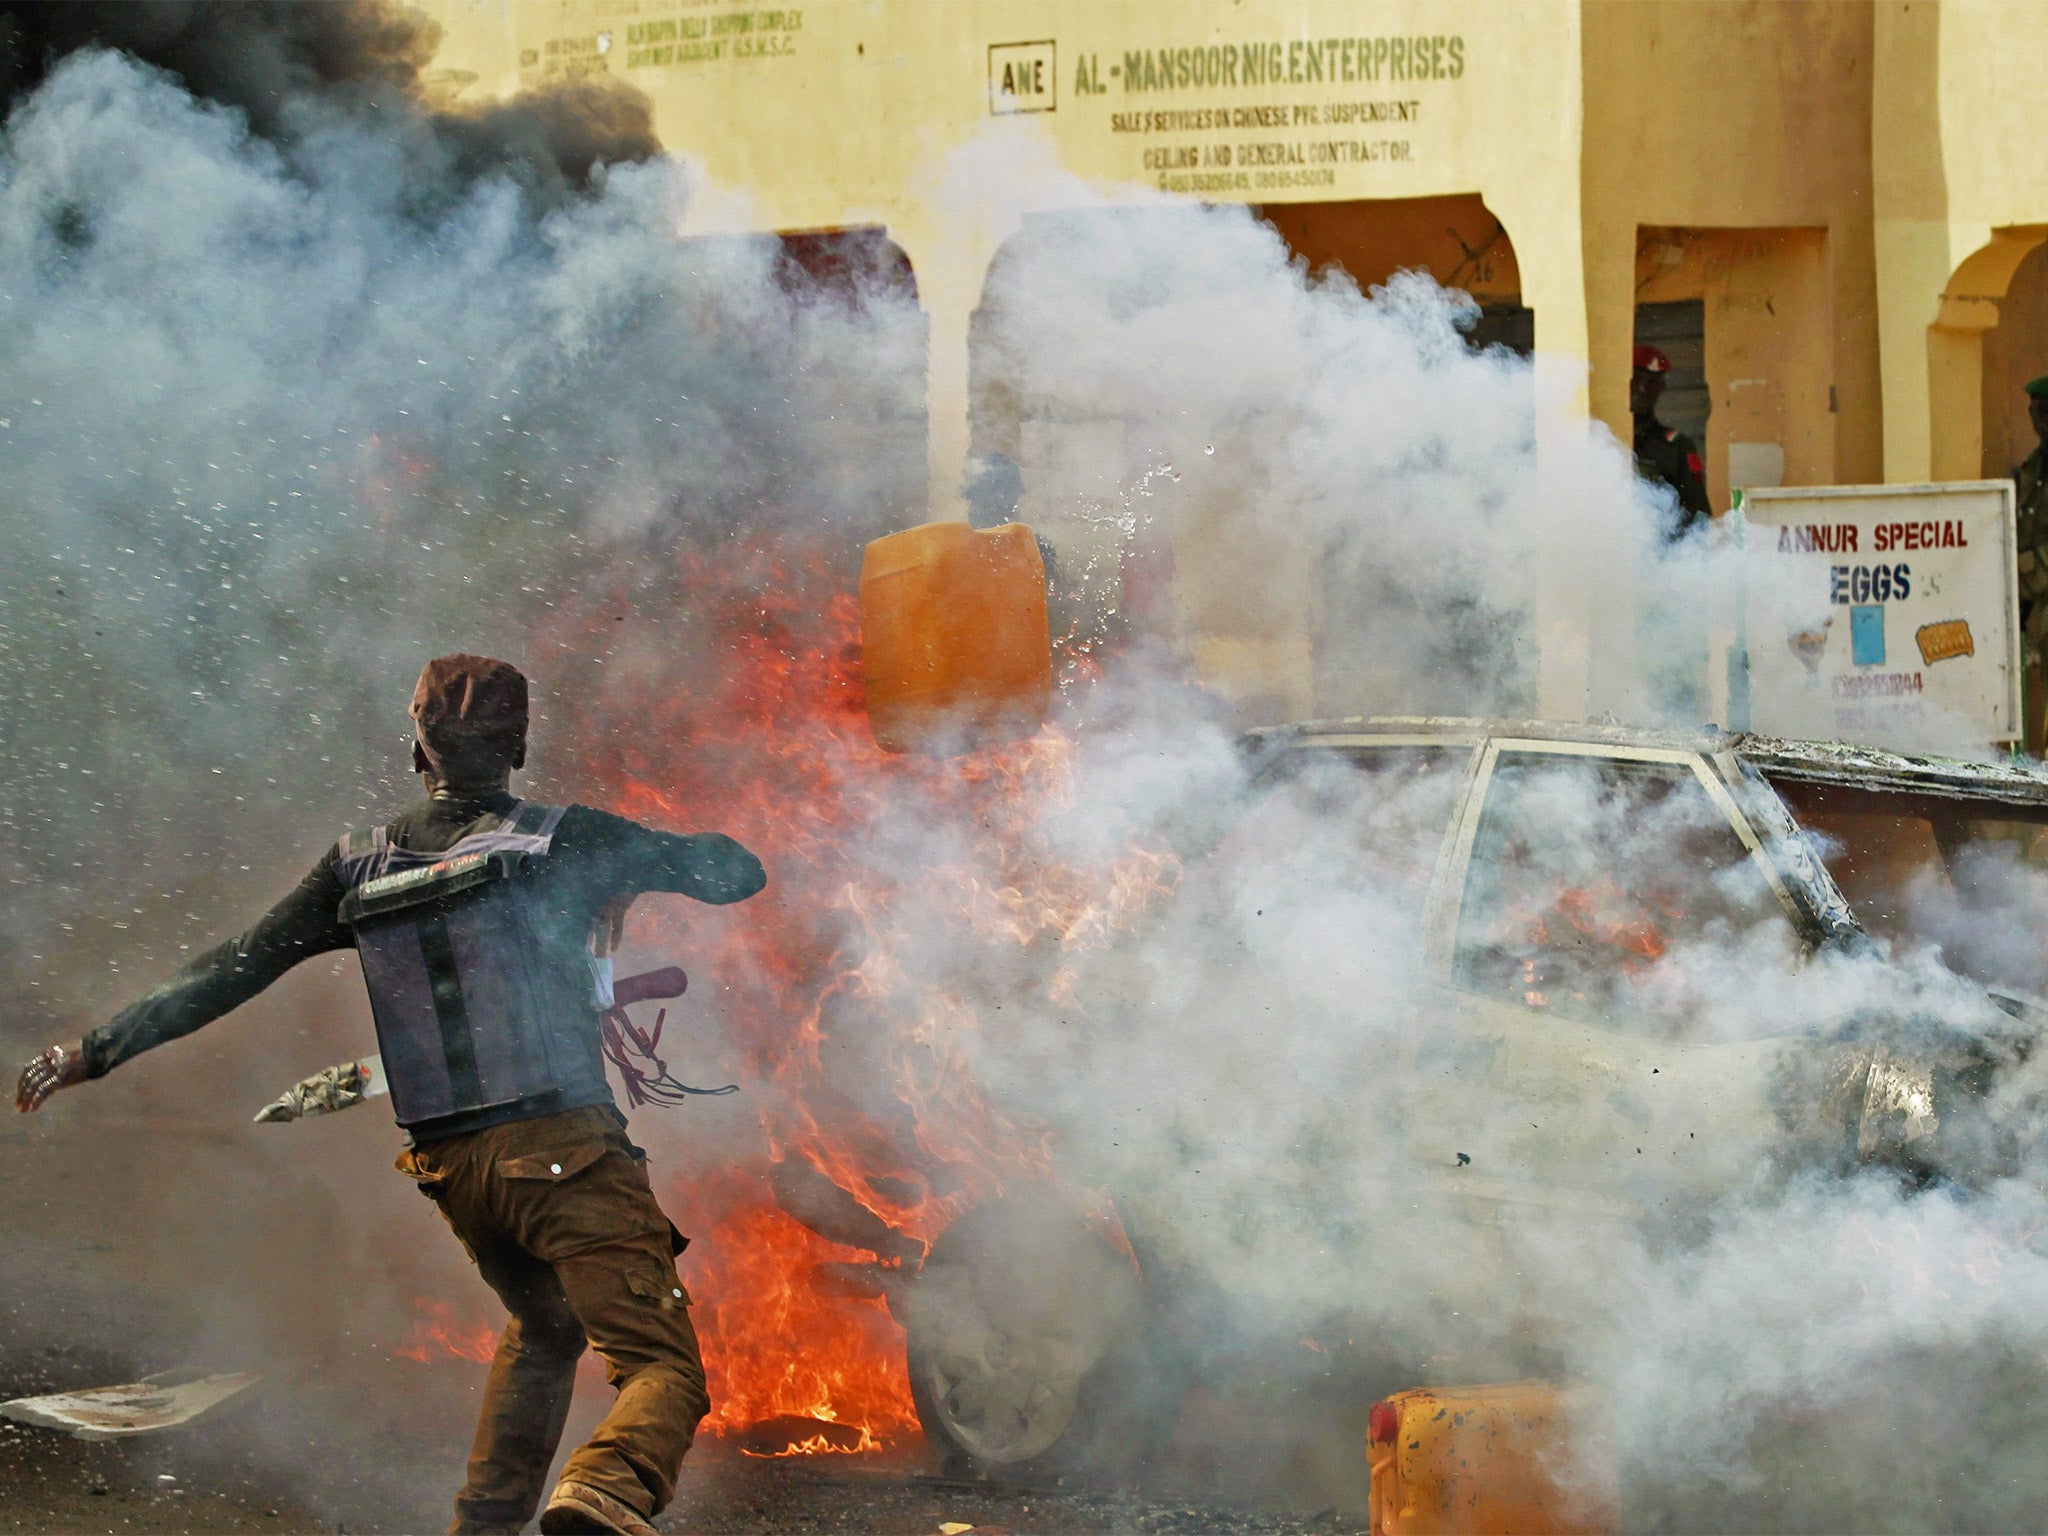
1228 744 1472 927
1261 745 1469 885
1453 752 1790 1026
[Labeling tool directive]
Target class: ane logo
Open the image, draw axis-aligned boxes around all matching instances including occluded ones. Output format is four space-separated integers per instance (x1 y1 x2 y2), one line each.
989 40 1056 114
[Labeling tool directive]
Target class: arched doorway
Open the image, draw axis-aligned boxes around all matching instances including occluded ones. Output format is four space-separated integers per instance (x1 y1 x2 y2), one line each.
1980 239 2048 481
1925 226 2048 484
1259 191 1530 353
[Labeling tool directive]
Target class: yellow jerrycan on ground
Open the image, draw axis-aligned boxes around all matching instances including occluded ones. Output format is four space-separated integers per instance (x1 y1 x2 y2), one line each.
1366 1382 1620 1536
859 520 1052 755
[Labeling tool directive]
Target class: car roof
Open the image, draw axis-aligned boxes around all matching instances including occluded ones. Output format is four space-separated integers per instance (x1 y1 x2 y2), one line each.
1244 716 2048 810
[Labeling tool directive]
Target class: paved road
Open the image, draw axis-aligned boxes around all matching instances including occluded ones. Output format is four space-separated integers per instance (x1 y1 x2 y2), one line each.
0 1419 1371 1536
0 1115 1369 1535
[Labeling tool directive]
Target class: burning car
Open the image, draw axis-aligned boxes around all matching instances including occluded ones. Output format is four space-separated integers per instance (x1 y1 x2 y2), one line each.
898 717 2048 1473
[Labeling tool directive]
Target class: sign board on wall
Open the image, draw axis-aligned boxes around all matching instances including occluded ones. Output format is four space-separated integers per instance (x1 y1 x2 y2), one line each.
500 3 1490 205
1736 481 2020 749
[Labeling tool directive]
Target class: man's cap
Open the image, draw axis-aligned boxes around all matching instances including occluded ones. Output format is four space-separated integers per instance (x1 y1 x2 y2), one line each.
410 654 528 776
2025 374 2048 399
1632 344 1672 375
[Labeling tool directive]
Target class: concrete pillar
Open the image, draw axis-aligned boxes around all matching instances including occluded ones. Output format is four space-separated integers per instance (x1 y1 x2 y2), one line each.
1872 221 1955 483
1495 195 1599 724
1872 0 1951 485
1827 198 1887 486
916 268 978 526
1927 320 1987 483
1530 359 1601 725
1579 223 1637 448
889 214 1014 528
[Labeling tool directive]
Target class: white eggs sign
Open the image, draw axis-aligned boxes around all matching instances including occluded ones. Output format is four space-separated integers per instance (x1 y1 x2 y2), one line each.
1736 481 2020 749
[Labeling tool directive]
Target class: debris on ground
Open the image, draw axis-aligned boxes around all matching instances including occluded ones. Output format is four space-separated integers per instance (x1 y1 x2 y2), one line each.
657 1455 1376 1534
0 1368 260 1441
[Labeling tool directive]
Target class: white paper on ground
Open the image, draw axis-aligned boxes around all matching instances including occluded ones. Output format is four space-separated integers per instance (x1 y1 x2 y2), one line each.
0 1369 260 1440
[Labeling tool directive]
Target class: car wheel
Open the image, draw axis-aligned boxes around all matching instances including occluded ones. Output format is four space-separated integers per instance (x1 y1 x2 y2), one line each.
903 1196 1142 1471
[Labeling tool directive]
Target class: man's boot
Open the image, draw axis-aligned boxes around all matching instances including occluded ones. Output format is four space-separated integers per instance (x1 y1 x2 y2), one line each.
538 1480 658 1536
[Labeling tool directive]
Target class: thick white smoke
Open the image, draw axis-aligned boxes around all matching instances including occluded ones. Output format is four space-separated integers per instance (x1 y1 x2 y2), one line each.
960 708 2048 1521
0 42 925 1524
9 39 2048 1535
880 132 2048 1523
0 46 922 1046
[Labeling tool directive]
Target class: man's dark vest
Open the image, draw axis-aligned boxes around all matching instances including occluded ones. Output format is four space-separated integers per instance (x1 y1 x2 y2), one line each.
335 802 612 1128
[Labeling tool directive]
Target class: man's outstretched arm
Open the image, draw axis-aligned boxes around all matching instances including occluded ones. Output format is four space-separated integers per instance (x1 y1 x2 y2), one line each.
83 856 355 1076
564 807 767 905
17 854 353 1111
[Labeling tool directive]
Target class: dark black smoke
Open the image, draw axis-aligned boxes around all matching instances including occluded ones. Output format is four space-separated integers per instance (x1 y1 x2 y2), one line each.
0 0 658 211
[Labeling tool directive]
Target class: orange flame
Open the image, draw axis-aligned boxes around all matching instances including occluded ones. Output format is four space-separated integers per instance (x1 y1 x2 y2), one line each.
395 1299 497 1365
530 538 1179 1452
1545 882 1669 964
744 1432 879 1459
682 1186 920 1441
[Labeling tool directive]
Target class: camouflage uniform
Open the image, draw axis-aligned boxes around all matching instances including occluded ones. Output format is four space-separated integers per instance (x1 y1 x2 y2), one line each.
2012 374 2048 749
2015 443 2048 635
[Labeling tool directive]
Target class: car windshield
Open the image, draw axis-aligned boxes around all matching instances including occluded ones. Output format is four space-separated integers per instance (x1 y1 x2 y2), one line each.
1766 777 2048 995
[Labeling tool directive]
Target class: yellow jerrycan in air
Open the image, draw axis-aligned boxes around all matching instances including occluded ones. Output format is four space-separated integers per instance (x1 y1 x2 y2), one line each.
859 520 1052 755
1366 1382 1619 1536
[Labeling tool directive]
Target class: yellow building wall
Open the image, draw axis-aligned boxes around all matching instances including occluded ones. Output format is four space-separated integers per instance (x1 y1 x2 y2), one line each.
1579 0 1879 491
443 4 1580 208
414 0 2048 722
416 1 1590 388
418 2 1583 257
418 0 1597 713
1875 0 2048 483
415 0 2048 501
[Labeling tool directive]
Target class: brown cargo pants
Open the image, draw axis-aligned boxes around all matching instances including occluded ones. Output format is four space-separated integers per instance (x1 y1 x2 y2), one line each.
396 1106 709 1536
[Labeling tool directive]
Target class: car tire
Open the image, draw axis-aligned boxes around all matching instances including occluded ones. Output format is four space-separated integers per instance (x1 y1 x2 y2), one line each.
903 1196 1144 1472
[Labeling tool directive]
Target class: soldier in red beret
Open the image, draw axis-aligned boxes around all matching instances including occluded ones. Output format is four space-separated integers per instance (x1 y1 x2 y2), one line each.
16 655 765 1536
1631 343 1712 540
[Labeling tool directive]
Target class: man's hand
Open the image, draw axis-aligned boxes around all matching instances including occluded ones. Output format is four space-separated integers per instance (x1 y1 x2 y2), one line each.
593 893 637 958
15 1041 86 1113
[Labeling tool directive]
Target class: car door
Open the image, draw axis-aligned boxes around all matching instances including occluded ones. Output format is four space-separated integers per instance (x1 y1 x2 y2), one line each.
1093 733 1485 1291
1402 739 1803 1222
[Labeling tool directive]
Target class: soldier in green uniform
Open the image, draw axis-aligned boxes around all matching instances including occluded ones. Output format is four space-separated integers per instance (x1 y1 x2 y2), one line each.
2012 376 2048 752
1632 344 1712 541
